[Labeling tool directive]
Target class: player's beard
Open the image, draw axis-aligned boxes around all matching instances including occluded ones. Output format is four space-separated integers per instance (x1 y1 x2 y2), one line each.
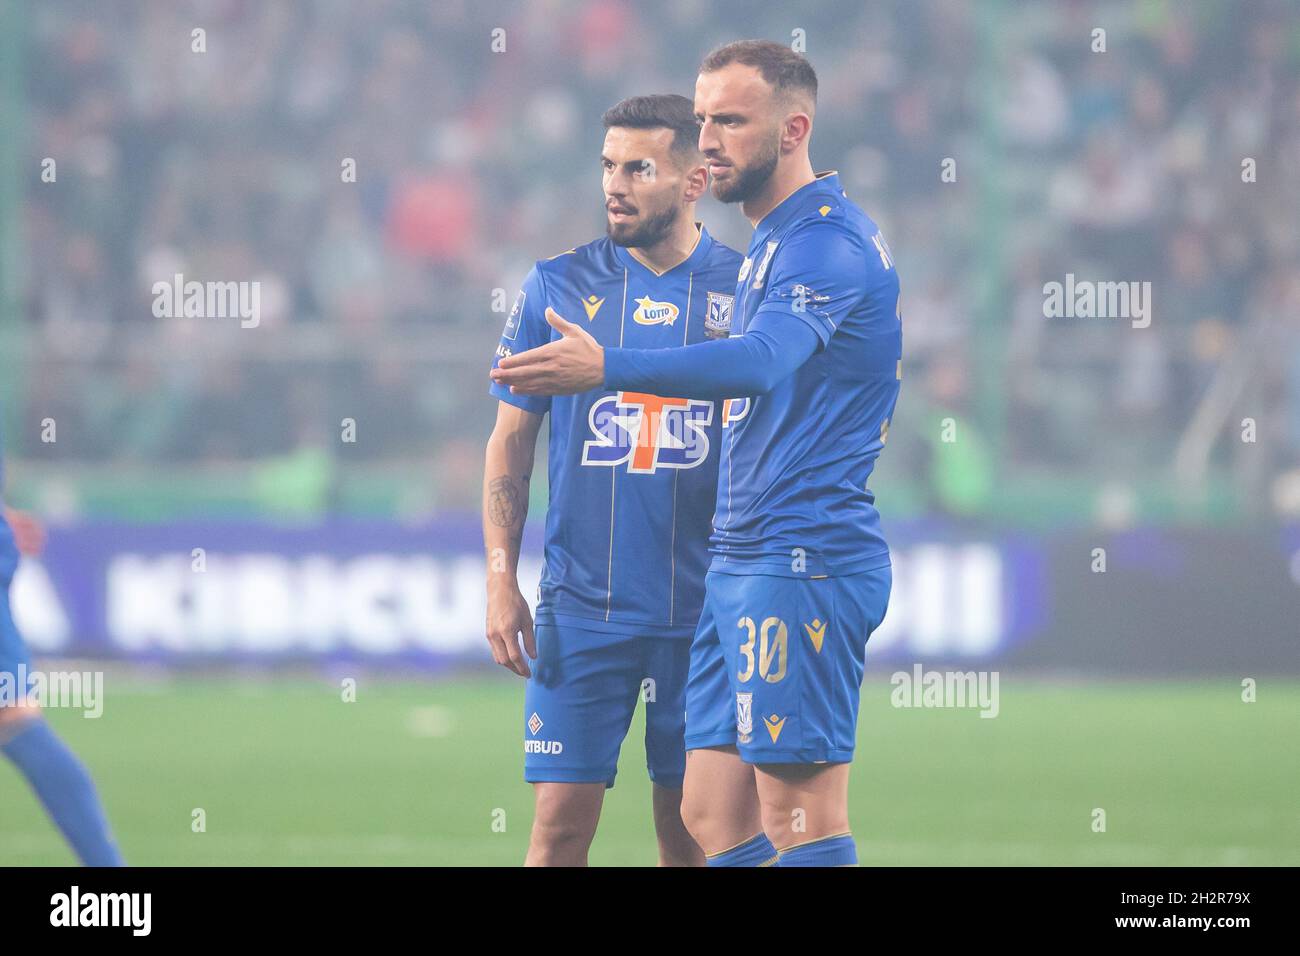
606 201 680 249
711 136 780 204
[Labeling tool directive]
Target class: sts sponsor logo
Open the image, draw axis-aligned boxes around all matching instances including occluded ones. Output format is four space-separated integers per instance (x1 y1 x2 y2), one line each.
583 391 713 474
722 397 750 428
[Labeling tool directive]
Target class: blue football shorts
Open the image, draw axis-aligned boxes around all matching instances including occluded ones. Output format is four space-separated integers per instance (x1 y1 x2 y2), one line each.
523 620 691 789
684 564 892 764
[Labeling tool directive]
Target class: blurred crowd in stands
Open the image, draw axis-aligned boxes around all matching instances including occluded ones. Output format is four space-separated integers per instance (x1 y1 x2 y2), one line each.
10 0 1300 519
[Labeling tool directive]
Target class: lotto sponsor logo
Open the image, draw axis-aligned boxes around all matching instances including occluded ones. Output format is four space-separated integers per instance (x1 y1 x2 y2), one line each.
631 296 679 326
582 391 714 473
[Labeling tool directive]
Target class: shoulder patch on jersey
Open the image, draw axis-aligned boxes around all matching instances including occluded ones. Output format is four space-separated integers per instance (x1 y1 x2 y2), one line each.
502 289 525 340
752 240 779 289
545 248 577 260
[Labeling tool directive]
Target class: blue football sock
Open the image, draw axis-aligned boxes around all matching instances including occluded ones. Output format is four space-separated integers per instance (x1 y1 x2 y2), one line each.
706 832 780 867
778 832 857 867
1 718 124 866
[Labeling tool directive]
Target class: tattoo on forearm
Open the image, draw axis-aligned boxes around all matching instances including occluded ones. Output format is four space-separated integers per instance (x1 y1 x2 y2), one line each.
488 475 527 529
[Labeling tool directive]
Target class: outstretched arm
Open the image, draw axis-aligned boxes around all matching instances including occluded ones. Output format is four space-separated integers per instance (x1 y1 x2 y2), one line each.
602 310 820 399
491 307 819 398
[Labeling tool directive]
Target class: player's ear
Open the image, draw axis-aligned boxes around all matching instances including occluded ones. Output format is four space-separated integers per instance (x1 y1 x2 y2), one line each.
780 111 813 154
683 157 708 203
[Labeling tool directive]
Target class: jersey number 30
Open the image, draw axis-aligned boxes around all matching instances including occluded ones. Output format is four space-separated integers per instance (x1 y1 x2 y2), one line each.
737 616 788 683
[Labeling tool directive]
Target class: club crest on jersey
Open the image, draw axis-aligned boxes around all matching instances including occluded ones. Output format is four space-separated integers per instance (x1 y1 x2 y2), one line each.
736 692 753 742
704 291 734 339
582 391 714 473
632 296 680 326
502 289 525 340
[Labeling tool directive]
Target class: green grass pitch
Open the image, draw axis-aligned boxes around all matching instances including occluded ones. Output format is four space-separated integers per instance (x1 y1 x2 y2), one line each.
1 675 1296 865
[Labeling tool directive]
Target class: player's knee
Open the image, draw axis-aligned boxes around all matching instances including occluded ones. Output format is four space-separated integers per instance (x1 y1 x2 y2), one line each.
529 816 595 856
678 781 728 849
677 783 706 835
529 785 601 853
760 799 849 850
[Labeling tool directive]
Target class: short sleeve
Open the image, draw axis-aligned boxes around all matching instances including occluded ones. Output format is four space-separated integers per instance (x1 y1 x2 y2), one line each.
752 218 886 350
488 264 552 415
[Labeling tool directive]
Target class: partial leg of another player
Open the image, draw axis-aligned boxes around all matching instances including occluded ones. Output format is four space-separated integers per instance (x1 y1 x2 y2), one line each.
641 635 704 866
650 783 703 866
0 703 124 866
1 556 123 866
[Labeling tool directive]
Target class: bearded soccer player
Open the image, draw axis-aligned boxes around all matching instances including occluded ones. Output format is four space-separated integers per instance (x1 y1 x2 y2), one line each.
493 41 901 867
0 428 124 865
482 94 744 866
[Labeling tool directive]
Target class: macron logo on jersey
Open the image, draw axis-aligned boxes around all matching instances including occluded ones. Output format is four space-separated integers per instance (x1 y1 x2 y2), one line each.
582 391 713 473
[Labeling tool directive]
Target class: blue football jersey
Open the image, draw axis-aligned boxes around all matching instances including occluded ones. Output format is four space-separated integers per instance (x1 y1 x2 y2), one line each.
489 223 744 636
713 171 901 577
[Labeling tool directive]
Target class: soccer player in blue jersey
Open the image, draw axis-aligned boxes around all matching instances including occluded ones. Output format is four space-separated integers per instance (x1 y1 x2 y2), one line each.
493 41 901 867
482 94 744 866
0 430 124 865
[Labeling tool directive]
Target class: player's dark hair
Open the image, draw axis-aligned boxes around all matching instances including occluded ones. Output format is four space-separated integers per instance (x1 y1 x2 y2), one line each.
601 94 702 162
700 39 818 104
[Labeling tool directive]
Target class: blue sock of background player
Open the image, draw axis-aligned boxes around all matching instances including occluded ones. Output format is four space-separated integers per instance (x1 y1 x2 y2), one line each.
777 833 857 867
1 717 125 866
705 831 780 867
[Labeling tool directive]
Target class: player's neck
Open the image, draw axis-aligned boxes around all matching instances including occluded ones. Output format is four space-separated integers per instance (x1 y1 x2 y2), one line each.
742 156 817 228
625 217 702 276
